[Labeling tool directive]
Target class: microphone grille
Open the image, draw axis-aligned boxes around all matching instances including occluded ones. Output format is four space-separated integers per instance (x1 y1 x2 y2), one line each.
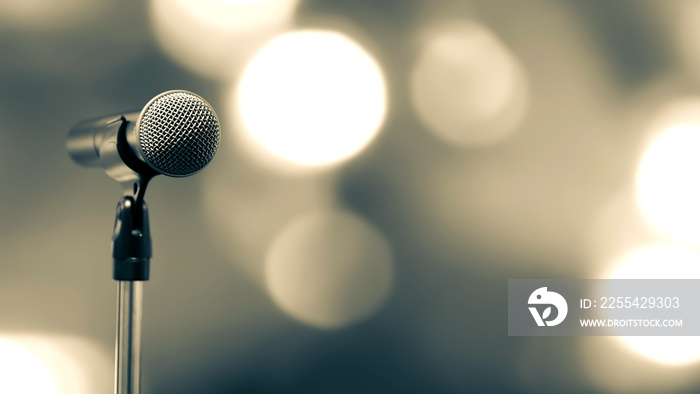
137 91 221 177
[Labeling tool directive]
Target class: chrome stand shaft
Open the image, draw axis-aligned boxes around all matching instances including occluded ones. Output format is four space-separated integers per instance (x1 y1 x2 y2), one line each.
115 281 143 394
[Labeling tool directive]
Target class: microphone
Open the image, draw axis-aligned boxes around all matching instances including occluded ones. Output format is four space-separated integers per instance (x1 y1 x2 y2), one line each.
67 90 221 183
68 90 221 394
65 89 222 280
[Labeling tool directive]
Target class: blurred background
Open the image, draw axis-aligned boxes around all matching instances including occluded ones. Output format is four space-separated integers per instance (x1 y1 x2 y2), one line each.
2 0 700 392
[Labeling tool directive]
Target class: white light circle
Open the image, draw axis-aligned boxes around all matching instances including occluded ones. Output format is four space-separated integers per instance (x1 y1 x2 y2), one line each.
265 211 394 328
578 335 700 394
150 0 299 80
411 20 529 147
607 245 700 365
237 30 388 169
0 338 58 394
636 100 700 244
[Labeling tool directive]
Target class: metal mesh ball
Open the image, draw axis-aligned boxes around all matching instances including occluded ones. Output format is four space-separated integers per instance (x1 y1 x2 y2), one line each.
138 91 221 176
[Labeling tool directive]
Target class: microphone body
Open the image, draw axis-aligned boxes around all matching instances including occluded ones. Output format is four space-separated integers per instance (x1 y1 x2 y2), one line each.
66 113 124 168
66 90 221 184
67 111 145 185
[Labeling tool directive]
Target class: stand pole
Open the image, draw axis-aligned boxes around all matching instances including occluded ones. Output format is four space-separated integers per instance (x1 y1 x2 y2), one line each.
115 281 143 394
111 192 151 394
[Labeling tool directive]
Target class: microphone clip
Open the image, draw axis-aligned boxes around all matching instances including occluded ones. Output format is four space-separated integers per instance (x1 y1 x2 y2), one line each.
112 195 151 281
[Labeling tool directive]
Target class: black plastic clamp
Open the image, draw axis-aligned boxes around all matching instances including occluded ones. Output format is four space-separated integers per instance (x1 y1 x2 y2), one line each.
112 196 151 281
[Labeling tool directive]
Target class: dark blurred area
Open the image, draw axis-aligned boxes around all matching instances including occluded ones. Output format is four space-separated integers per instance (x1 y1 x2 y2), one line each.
2 0 700 393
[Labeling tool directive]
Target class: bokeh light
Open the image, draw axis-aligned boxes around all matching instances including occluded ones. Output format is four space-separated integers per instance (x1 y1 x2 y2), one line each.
585 190 658 273
578 335 700 394
150 0 300 80
0 1 146 78
605 244 700 365
676 1 700 83
0 0 108 30
411 20 529 147
0 334 111 394
201 150 334 281
636 99 700 244
0 338 57 393
235 30 388 170
265 210 394 329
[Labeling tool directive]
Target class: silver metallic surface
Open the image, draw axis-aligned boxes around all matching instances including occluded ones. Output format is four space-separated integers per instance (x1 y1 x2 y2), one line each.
115 281 143 394
100 121 142 189
66 115 124 167
67 114 144 192
133 90 221 177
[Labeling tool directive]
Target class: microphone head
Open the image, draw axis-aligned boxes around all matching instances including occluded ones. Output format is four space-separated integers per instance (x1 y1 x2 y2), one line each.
134 90 221 177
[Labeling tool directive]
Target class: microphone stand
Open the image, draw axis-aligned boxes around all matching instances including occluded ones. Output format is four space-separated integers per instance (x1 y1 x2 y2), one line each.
116 279 142 394
83 113 156 394
111 188 151 394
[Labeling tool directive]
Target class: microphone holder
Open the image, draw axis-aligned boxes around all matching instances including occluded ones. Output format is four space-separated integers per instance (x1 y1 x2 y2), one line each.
111 175 152 394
